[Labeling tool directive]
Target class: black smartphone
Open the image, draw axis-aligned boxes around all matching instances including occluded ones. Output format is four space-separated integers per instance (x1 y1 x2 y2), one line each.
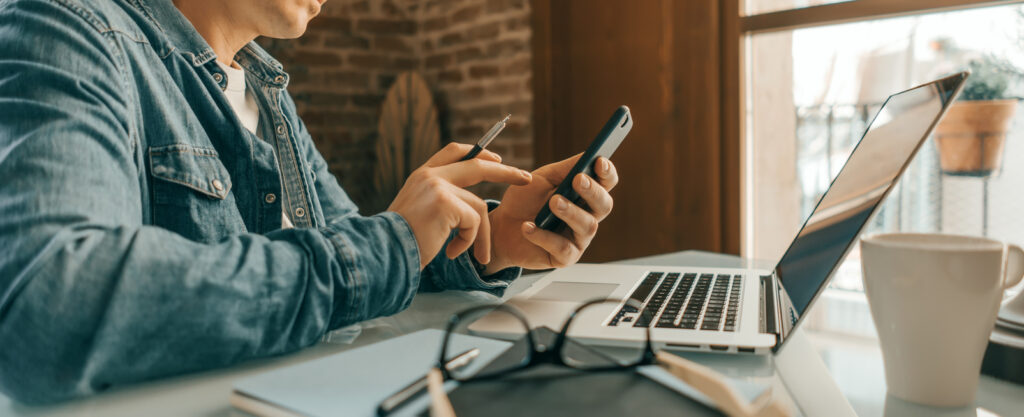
534 106 632 231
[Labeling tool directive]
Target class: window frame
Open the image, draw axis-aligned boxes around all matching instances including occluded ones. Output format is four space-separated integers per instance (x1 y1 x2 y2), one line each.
729 0 1024 257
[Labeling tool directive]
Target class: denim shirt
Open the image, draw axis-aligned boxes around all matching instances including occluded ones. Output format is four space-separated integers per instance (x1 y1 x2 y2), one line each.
0 0 519 404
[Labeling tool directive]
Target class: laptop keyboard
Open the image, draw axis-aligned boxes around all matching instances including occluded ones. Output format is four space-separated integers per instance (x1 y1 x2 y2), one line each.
607 272 743 332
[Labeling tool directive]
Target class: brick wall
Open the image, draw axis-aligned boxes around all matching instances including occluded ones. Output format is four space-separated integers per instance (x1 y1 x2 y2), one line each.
259 0 532 210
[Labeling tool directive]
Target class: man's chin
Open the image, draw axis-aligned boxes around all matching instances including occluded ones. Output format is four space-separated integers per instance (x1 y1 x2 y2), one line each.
269 19 310 39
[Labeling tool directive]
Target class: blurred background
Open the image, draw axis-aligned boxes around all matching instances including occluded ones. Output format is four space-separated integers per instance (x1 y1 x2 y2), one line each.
260 0 1024 343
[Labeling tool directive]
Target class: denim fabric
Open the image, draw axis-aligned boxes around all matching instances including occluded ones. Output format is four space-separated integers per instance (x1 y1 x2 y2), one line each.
0 0 520 404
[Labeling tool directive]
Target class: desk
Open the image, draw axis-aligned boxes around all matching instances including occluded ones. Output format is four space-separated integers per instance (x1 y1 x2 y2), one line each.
2 251 1022 416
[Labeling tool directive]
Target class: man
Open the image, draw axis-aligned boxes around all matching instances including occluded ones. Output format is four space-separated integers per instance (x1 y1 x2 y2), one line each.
0 0 619 404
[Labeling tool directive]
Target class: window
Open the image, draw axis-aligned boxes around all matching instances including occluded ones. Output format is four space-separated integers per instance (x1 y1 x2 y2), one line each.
742 1 1024 336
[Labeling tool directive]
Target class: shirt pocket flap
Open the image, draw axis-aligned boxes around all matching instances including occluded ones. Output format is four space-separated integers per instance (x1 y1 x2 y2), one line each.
148 144 232 199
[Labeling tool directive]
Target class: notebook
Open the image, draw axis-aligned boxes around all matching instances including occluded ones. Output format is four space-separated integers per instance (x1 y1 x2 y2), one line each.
231 329 512 417
440 327 770 417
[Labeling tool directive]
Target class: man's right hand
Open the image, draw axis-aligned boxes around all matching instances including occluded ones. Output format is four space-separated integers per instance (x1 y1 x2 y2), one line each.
388 143 532 269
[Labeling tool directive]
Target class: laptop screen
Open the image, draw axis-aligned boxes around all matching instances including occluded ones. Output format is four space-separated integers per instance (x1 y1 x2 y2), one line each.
771 73 966 344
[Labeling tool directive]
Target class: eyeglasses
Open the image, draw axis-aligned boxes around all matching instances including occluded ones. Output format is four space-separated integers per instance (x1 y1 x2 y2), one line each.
378 298 791 417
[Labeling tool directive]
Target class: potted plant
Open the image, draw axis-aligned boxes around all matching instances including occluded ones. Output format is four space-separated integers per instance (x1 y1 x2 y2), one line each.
934 56 1021 176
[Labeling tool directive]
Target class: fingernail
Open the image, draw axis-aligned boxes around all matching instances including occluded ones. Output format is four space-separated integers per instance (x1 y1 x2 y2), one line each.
555 197 567 210
520 170 532 180
601 158 610 173
524 222 536 234
579 175 590 189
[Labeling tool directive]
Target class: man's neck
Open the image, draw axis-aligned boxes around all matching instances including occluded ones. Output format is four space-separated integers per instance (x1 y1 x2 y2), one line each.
173 0 257 66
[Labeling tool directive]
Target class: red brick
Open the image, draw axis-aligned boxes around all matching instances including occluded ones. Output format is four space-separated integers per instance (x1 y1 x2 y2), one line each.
374 36 412 53
351 93 385 107
301 109 373 126
324 33 370 49
455 125 485 140
439 32 463 47
424 53 452 69
349 53 392 69
469 64 499 79
467 23 500 41
455 46 483 63
451 5 483 24
316 70 370 87
437 70 464 83
505 15 530 32
357 19 416 35
395 57 417 69
380 0 403 17
487 39 526 58
486 0 526 13
305 92 351 107
501 121 529 139
454 86 485 101
293 51 343 66
485 81 519 96
422 16 448 32
456 104 503 120
503 57 531 75
378 74 397 89
507 99 531 115
314 130 353 145
308 16 353 32
294 33 324 48
350 1 370 13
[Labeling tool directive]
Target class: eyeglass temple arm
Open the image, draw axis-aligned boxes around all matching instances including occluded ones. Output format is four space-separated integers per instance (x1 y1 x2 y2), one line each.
427 368 457 417
654 351 791 417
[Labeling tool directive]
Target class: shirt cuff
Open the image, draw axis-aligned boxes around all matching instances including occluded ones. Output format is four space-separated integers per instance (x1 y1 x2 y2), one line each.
420 200 522 296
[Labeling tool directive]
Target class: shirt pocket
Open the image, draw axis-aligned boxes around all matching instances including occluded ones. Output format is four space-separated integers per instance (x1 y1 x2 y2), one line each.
148 144 245 242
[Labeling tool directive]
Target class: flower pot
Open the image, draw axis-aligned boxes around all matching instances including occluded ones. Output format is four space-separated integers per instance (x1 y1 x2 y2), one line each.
933 99 1018 176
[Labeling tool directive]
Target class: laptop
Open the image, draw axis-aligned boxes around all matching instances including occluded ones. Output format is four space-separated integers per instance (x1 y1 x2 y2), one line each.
471 72 968 354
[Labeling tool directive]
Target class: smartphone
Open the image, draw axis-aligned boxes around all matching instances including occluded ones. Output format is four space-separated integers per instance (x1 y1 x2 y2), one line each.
534 105 633 231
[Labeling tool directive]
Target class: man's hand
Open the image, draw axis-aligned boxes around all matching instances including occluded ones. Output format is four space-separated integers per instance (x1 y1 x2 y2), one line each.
484 155 619 273
389 143 532 269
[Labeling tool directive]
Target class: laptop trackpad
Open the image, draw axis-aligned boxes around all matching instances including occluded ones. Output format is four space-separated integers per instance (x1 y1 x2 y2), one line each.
530 282 618 303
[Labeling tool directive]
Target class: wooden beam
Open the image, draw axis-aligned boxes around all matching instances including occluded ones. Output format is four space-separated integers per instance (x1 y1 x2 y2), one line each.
742 0 1024 34
721 0 743 256
531 0 554 164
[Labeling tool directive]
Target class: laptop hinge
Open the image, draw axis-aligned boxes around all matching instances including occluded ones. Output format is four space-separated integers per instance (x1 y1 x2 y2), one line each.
759 274 780 337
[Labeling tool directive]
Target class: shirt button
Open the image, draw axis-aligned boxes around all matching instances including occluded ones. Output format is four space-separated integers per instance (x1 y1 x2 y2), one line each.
294 207 305 218
274 75 285 84
212 73 223 83
276 125 286 136
211 179 224 191
264 193 277 204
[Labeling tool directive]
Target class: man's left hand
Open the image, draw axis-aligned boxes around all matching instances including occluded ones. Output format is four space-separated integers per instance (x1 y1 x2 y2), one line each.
481 155 618 274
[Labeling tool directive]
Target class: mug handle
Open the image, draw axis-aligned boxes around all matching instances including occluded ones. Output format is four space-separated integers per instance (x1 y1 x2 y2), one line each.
1005 244 1024 290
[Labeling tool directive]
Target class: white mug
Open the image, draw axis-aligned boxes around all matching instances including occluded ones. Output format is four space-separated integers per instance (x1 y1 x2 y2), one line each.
860 233 1024 407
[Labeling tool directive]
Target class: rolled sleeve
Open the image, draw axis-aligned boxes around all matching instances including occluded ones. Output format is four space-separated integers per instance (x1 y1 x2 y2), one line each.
318 211 421 326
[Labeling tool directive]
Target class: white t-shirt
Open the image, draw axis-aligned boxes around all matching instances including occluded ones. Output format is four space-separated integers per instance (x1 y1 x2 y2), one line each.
217 60 294 229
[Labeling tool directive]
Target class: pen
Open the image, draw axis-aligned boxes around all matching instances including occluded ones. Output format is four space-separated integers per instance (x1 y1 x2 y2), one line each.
459 114 510 161
376 348 481 416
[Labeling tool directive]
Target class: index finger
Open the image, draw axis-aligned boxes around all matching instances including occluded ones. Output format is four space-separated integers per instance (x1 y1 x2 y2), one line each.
434 159 532 188
533 153 582 185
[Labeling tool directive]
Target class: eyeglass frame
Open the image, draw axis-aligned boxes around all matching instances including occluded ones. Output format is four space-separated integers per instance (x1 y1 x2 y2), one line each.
437 298 655 382
390 297 791 417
